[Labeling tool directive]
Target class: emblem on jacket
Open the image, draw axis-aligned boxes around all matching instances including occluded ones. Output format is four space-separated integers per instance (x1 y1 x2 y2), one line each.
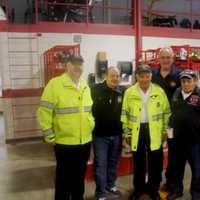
118 96 122 103
188 95 200 106
150 95 158 99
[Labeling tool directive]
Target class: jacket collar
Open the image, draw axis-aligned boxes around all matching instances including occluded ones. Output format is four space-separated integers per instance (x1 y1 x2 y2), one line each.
130 83 159 99
156 65 178 77
102 81 121 93
61 73 87 90
174 86 200 101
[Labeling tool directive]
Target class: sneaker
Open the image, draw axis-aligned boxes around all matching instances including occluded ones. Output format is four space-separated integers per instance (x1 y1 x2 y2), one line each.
95 196 108 200
96 197 108 200
106 186 122 199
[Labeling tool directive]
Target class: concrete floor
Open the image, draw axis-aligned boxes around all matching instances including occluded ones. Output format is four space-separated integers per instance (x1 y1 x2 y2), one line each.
0 114 193 200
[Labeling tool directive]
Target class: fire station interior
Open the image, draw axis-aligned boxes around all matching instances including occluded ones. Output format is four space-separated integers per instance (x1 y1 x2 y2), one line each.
0 0 200 199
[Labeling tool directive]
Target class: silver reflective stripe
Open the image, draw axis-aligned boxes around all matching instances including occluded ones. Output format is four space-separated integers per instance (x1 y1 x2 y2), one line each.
152 113 163 121
55 107 80 114
84 106 92 112
43 128 53 136
123 128 132 133
121 110 127 116
129 115 137 122
164 108 171 114
40 101 55 109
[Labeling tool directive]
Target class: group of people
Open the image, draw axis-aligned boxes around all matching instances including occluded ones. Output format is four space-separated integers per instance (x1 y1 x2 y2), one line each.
37 47 200 200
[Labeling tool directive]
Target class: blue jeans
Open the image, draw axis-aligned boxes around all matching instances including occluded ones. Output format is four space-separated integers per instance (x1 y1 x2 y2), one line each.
93 135 122 198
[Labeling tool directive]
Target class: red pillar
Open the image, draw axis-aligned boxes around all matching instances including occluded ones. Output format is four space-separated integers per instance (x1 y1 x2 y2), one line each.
190 0 193 32
134 0 142 67
35 0 39 24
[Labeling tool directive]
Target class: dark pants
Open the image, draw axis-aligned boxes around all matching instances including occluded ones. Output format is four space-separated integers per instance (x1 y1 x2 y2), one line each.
54 143 91 200
133 123 163 196
165 138 176 189
93 135 122 198
171 143 200 198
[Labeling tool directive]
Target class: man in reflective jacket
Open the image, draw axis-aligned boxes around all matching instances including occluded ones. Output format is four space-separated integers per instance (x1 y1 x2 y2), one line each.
37 54 94 200
121 65 171 200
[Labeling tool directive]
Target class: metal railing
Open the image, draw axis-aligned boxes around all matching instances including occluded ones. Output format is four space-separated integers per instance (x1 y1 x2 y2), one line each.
142 0 200 31
2 0 133 25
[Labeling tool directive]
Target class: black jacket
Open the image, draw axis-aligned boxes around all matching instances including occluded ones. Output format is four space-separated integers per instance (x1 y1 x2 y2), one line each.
91 81 123 137
152 66 182 103
169 87 200 144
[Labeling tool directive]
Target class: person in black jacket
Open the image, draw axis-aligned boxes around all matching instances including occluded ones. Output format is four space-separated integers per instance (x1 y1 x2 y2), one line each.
152 47 182 102
91 67 123 200
152 47 182 192
167 70 200 200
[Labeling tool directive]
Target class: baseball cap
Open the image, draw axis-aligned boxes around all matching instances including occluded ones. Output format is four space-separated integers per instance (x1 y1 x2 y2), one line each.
136 65 152 74
63 54 84 64
179 70 197 79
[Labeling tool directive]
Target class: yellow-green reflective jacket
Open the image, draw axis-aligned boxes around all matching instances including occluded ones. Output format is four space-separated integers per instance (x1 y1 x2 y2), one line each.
121 83 171 151
37 73 94 145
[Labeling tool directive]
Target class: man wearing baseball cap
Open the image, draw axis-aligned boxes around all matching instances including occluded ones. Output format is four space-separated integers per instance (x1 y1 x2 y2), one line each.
167 70 200 200
38 54 94 200
121 65 170 200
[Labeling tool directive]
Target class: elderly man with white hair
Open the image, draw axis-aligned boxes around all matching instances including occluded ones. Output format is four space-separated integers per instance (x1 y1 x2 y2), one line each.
152 47 182 192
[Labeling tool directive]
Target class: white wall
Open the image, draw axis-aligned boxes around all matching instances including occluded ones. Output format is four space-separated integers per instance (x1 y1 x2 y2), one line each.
80 34 135 78
2 31 200 91
0 32 135 89
38 33 135 82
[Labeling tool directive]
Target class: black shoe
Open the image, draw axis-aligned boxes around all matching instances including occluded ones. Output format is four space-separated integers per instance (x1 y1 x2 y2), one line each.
129 192 141 200
150 194 161 200
160 183 171 192
167 192 183 200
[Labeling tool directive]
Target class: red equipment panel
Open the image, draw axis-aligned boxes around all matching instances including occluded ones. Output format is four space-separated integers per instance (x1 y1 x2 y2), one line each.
43 44 80 84
141 45 200 71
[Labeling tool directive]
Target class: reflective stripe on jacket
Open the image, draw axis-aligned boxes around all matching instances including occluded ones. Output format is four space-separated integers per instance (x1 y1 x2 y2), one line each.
121 83 171 151
37 73 94 145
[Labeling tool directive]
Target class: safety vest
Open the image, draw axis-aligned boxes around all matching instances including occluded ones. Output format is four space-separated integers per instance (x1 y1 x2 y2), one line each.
37 73 94 145
121 83 171 151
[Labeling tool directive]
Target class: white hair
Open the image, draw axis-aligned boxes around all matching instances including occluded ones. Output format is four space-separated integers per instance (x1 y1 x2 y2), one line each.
159 47 174 57
106 66 120 75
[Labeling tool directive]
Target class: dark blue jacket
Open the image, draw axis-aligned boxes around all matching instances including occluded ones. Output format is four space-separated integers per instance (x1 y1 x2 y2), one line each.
152 66 182 102
170 87 200 144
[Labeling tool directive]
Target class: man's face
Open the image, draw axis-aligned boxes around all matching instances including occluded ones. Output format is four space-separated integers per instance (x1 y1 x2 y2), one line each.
159 51 174 70
181 78 196 93
136 72 152 90
67 61 83 80
106 68 120 88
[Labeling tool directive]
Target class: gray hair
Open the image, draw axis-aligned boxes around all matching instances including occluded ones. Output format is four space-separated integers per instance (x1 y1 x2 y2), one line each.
106 66 120 75
159 47 174 57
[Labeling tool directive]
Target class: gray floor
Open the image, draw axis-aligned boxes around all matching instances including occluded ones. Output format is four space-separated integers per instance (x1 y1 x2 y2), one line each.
0 114 193 200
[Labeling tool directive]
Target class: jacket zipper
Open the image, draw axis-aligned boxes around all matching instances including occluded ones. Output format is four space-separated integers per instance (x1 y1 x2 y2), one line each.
79 86 87 144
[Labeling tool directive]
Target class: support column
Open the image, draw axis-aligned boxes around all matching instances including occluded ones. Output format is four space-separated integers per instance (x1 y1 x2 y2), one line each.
134 0 142 67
